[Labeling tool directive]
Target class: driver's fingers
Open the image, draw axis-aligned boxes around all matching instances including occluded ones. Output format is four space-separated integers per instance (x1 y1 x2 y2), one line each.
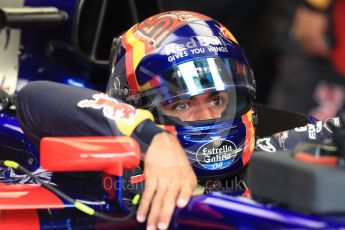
137 179 157 223
157 184 180 229
147 185 168 230
177 174 197 208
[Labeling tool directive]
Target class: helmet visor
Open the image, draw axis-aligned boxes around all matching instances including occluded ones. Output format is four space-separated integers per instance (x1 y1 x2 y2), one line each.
138 57 255 108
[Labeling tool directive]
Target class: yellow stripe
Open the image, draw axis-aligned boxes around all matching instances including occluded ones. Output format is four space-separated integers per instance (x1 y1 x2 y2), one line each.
115 109 155 136
305 0 331 10
227 31 238 44
222 27 238 44
140 81 154 91
126 28 146 77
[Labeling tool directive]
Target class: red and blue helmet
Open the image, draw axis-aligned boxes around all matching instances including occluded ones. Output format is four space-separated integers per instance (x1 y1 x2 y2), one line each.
107 11 256 179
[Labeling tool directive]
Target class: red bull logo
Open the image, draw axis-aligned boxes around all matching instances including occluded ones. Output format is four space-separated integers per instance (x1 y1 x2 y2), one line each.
77 93 136 123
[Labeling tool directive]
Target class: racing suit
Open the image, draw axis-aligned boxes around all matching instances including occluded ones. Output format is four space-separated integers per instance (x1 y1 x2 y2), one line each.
16 81 165 153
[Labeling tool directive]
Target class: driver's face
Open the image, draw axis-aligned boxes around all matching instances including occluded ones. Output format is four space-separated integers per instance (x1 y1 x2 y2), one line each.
160 92 229 121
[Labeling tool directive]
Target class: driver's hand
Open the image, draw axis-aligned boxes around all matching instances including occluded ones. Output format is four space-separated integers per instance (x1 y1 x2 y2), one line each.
136 132 197 230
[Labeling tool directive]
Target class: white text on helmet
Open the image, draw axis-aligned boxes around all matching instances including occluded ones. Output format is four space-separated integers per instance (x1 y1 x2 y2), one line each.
164 36 227 55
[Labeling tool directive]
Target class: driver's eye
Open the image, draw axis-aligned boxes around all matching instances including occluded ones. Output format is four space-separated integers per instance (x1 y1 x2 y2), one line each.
174 102 189 111
211 96 225 106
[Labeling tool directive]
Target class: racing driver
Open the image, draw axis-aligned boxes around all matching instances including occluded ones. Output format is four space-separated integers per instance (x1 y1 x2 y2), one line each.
16 11 342 230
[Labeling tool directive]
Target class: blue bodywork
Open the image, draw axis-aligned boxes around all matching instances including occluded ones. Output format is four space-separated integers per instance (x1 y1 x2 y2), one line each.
15 192 345 229
0 113 37 171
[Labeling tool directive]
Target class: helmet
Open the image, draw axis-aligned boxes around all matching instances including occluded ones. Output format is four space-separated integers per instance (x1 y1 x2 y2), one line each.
107 11 256 179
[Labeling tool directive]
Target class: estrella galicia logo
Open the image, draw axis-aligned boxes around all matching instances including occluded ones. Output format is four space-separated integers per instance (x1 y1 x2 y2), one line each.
196 138 241 170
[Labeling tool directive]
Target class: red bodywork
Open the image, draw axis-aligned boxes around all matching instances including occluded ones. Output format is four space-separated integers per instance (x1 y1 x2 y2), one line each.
40 136 140 176
0 136 141 229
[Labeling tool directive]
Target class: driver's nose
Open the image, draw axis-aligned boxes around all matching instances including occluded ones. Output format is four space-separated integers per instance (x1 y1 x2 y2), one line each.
189 105 220 121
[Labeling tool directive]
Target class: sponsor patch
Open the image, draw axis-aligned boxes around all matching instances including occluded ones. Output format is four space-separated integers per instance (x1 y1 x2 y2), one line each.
324 117 341 133
196 137 242 170
273 131 289 150
256 138 277 152
296 122 323 140
164 36 230 63
78 93 136 123
295 125 308 132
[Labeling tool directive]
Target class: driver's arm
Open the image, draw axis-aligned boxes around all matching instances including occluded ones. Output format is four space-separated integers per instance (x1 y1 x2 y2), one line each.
16 80 197 230
255 117 342 153
16 80 160 150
